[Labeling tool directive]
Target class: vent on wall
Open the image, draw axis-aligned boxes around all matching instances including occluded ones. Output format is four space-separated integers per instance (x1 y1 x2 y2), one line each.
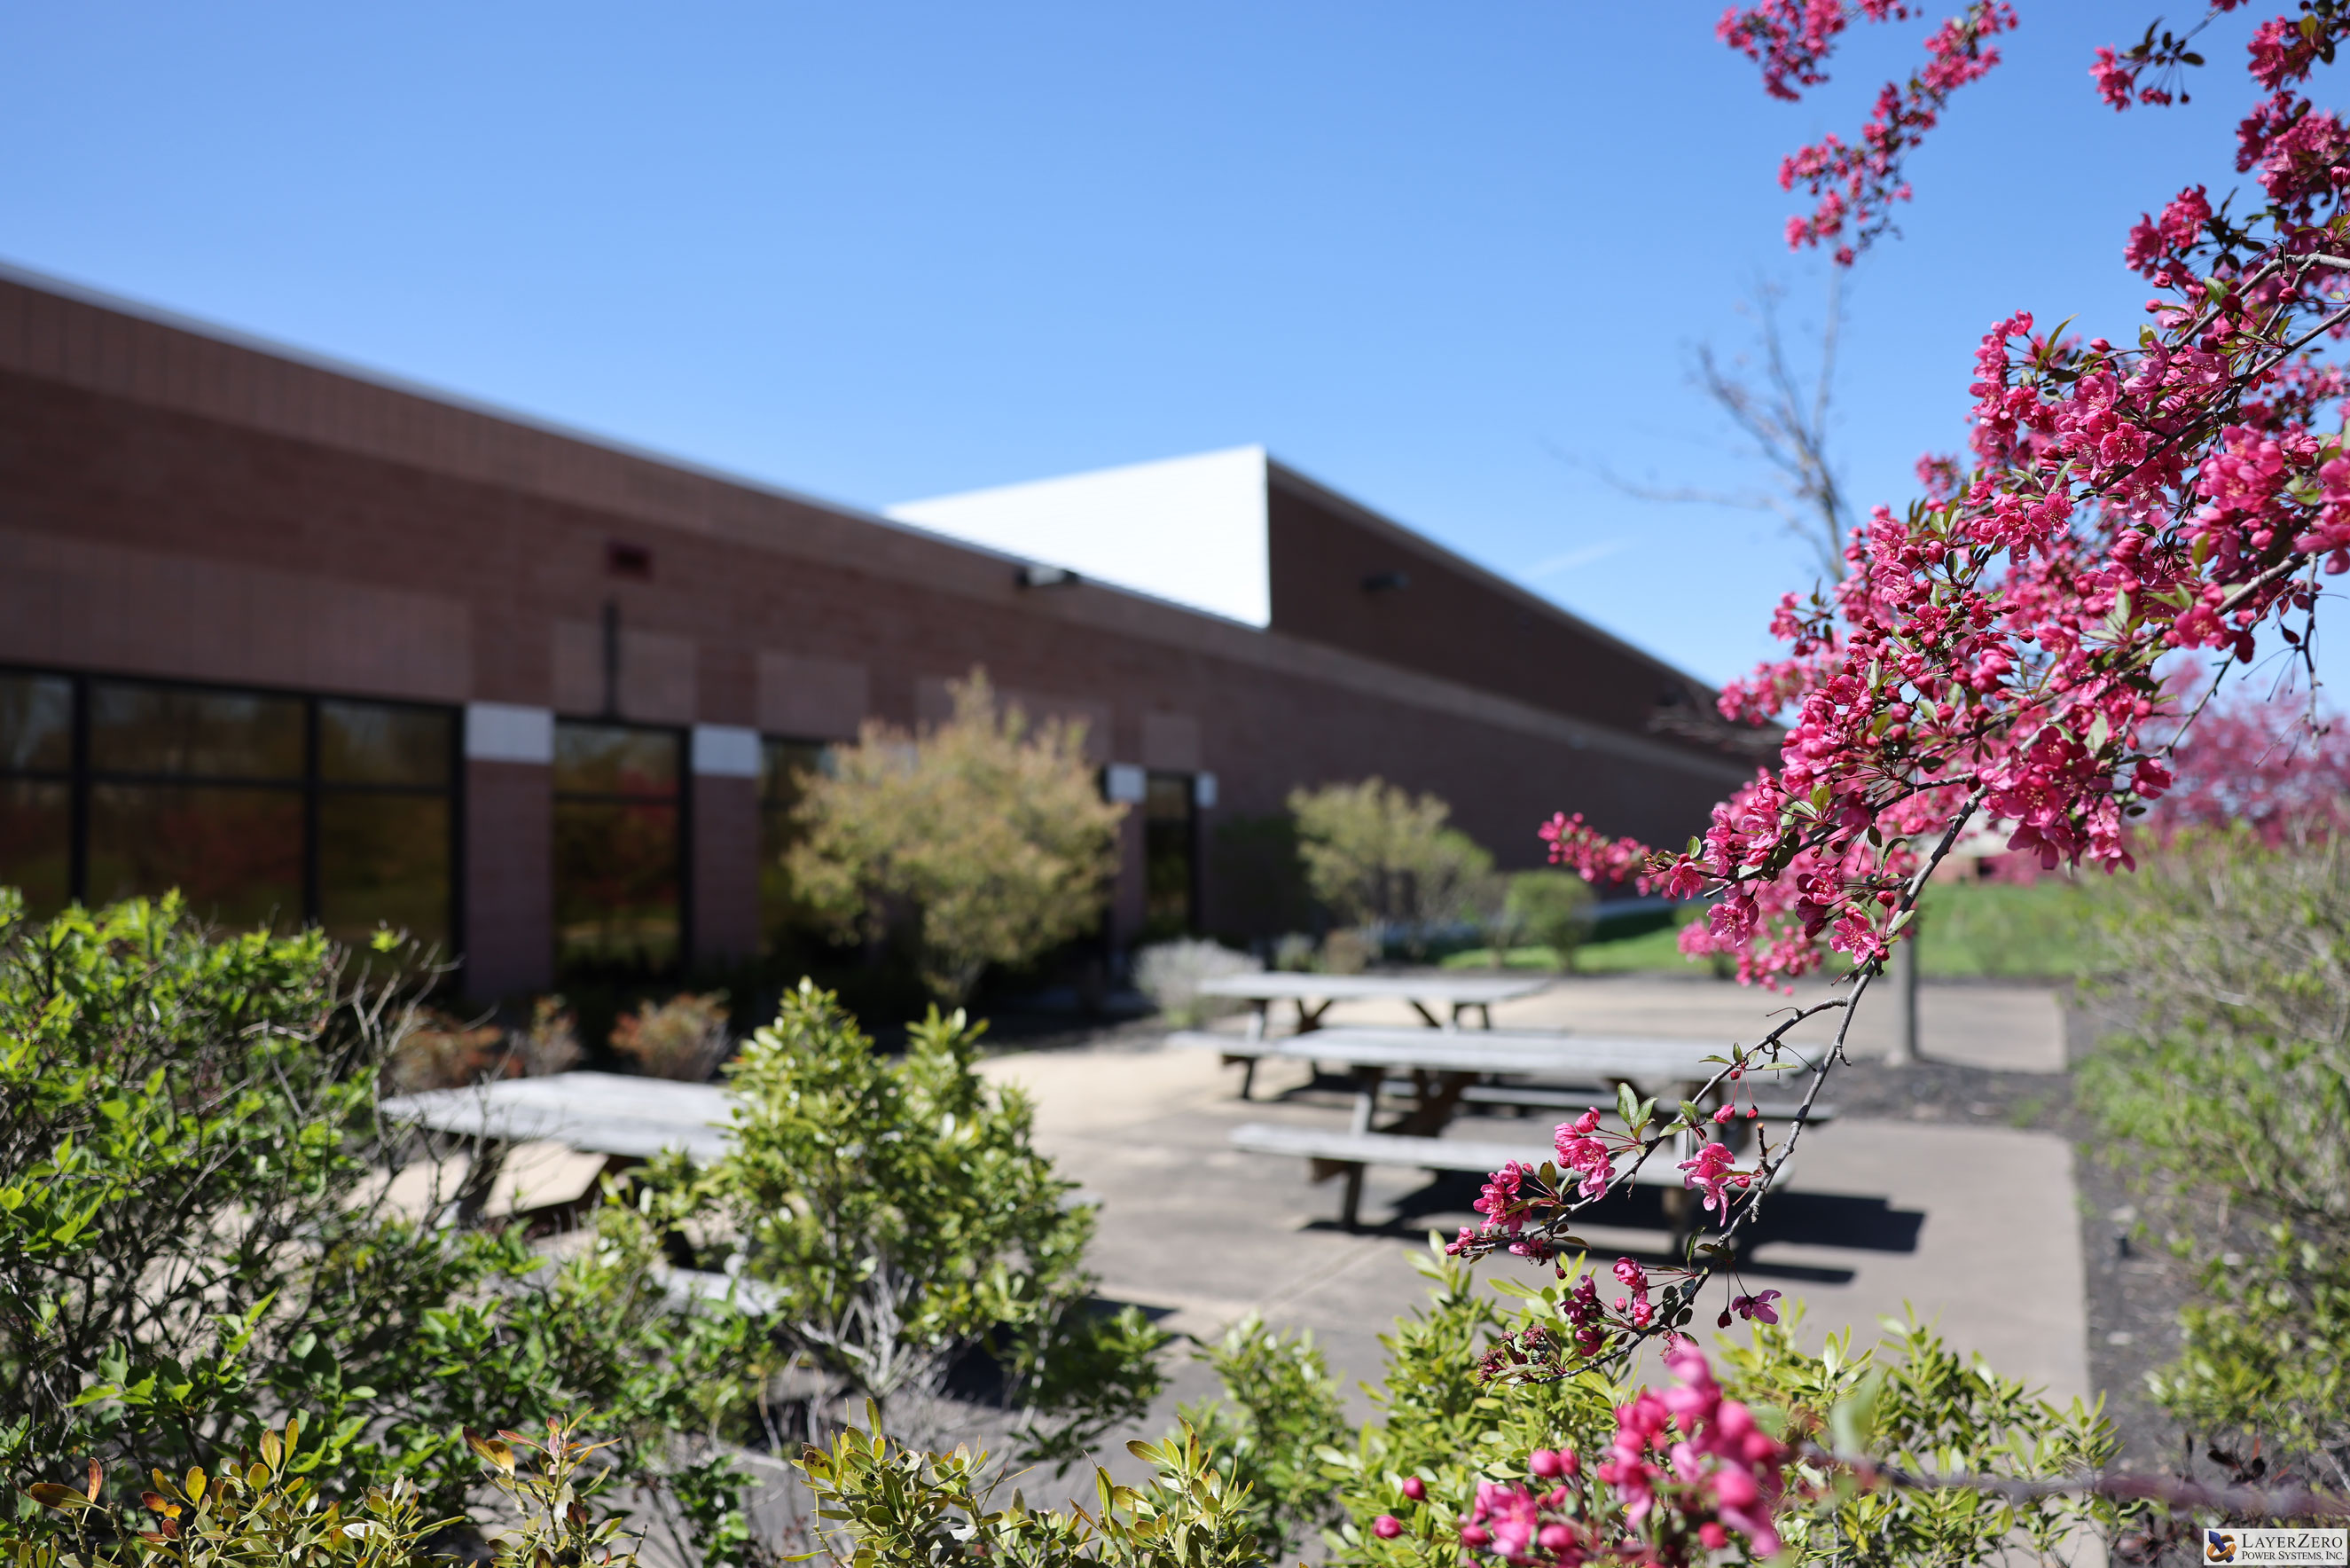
1361 569 1410 592
607 541 653 580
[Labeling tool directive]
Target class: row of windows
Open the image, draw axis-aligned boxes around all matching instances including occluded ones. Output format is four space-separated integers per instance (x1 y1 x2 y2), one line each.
0 671 456 945
0 668 1201 972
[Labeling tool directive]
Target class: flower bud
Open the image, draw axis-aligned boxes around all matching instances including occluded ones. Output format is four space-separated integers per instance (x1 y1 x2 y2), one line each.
1400 1476 1426 1501
1459 1524 1491 1548
1373 1515 1403 1540
1539 1525 1576 1553
1527 1449 1563 1478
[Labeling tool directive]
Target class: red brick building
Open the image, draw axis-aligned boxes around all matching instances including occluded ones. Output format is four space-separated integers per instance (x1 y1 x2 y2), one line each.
0 267 1756 996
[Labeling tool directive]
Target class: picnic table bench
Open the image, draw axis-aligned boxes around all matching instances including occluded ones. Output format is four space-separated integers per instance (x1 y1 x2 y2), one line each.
1173 1026 1825 1235
1226 1120 1794 1236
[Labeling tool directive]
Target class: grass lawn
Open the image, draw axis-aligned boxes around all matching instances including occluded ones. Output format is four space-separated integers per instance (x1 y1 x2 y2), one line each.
1438 876 2103 981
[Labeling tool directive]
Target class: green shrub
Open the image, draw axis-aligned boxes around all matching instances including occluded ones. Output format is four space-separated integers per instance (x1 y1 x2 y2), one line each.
1501 873 1596 972
18 1413 646 1567
801 1243 2138 1567
798 1414 1263 1568
0 891 755 1561
1176 1318 1352 1558
644 981 1166 1466
2085 824 2350 1482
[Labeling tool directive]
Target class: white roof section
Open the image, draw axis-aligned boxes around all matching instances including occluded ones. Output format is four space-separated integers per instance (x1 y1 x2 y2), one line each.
888 445 1272 626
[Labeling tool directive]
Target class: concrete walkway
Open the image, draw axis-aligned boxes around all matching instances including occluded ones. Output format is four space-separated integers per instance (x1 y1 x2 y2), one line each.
979 977 2088 1426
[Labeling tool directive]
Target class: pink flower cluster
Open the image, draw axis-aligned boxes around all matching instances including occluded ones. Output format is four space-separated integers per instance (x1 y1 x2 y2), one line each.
1432 1347 1791 1566
1744 2 2016 263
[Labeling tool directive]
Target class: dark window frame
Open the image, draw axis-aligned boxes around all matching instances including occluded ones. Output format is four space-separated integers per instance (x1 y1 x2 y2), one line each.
754 734 835 958
1142 769 1200 939
550 716 693 976
0 662 461 946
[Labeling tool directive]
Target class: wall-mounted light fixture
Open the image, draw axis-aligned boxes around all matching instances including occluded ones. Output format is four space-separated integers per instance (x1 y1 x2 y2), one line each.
1018 563 1081 589
1361 569 1410 592
607 541 654 580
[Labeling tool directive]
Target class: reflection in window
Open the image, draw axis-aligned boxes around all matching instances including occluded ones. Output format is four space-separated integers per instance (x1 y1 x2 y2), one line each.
1143 772 1196 941
88 783 304 928
0 673 71 772
321 701 453 787
0 672 74 916
757 738 829 954
0 779 70 916
320 794 452 948
90 682 303 779
0 669 453 944
553 721 682 976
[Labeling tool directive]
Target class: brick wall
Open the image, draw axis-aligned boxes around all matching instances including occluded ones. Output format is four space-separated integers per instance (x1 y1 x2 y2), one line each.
0 272 1757 986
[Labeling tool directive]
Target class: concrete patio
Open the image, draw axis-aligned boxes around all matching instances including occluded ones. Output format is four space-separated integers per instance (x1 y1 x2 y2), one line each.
977 973 2086 1433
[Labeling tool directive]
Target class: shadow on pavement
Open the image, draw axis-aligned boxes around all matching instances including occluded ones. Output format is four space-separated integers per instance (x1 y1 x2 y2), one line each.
1319 1171 1923 1287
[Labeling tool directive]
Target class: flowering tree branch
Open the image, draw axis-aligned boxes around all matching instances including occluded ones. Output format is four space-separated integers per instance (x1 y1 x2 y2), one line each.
1443 4 2350 1429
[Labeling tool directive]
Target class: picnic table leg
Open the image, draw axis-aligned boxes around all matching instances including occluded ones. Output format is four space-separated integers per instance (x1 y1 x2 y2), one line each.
1340 1162 1367 1228
1409 1000 1445 1029
453 1136 510 1227
1234 1056 1258 1100
1383 1069 1470 1137
1296 999 1332 1034
1478 1002 1494 1030
1245 1002 1268 1042
1350 1066 1382 1135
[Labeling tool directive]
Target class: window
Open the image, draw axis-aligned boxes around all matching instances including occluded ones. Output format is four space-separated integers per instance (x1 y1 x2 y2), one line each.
1143 772 1196 940
317 701 458 947
0 673 74 915
0 668 454 943
552 720 684 976
755 738 831 955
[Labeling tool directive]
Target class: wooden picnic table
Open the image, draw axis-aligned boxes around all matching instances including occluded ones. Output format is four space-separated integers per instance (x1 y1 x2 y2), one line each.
381 1072 734 1215
1195 972 1552 1037
1171 1025 1827 1227
1173 1025 1813 1133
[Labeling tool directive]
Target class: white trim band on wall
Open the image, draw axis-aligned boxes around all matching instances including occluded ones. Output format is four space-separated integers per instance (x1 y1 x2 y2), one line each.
1102 762 1148 804
464 702 555 765
691 724 762 778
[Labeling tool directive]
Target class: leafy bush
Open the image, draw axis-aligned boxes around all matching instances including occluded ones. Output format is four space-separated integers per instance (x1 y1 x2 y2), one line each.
20 1413 646 1567
1501 872 1596 972
1176 1317 1351 1558
803 1243 2137 1567
789 670 1125 1005
643 980 1166 1464
1289 780 1497 948
385 1007 507 1092
799 1415 1263 1568
512 993 584 1076
611 990 732 1080
1133 940 1261 1028
2086 824 2350 1485
0 892 756 1560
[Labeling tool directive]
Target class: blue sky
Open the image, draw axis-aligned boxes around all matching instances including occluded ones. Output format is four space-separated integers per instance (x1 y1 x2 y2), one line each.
0 3 2276 687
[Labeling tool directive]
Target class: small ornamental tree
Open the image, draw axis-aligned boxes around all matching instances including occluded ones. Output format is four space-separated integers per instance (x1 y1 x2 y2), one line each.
788 670 1124 1006
1289 779 1497 940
